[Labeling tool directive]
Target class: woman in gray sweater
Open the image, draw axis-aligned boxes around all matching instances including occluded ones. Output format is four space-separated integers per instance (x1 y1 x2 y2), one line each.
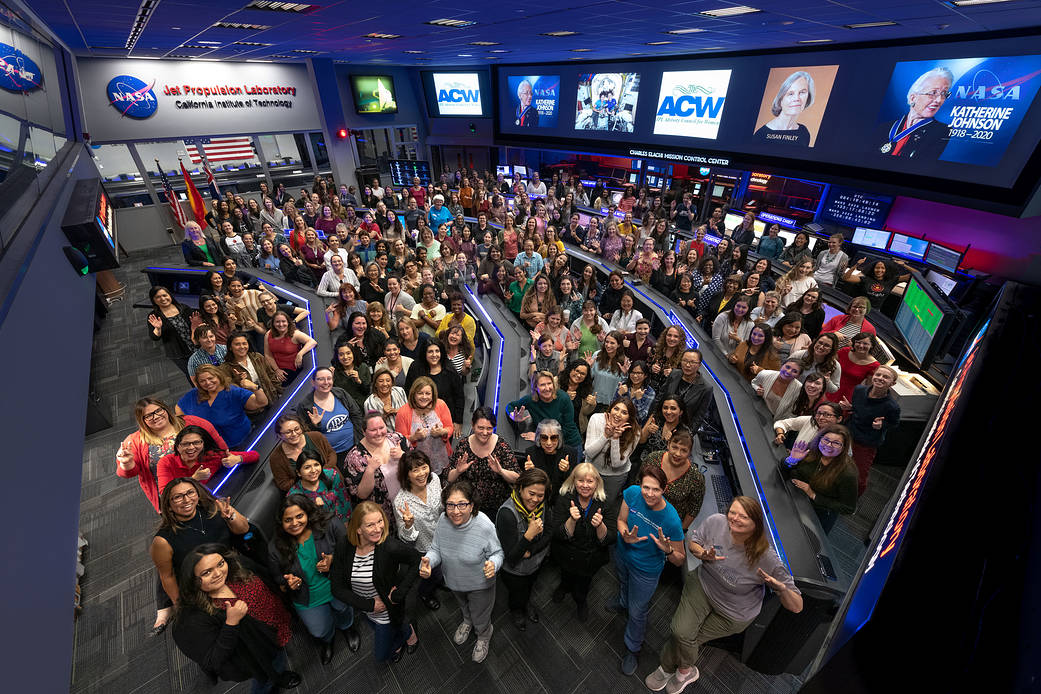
420 480 504 663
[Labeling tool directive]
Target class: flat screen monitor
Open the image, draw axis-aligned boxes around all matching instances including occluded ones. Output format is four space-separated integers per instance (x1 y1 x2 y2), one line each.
926 269 958 296
610 191 623 205
724 212 743 230
349 75 398 114
629 172 639 184
513 165 528 178
925 242 962 273
852 227 892 250
712 185 725 198
889 233 929 261
895 277 947 364
496 165 511 177
422 71 489 117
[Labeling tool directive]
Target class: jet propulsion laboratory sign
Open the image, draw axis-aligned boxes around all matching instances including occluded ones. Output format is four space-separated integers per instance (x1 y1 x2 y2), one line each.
82 58 319 141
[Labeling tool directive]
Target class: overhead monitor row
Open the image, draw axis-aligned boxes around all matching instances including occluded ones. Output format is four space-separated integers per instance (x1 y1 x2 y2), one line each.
348 71 491 117
493 34 1041 196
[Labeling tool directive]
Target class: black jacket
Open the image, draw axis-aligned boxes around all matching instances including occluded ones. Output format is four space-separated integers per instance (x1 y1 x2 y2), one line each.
329 535 421 625
550 491 615 576
181 237 226 267
148 303 197 360
652 370 713 432
524 444 578 506
267 520 346 607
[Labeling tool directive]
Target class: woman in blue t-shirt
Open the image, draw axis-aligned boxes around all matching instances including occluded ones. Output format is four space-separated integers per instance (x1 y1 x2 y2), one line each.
298 368 364 467
175 364 267 449
608 464 686 677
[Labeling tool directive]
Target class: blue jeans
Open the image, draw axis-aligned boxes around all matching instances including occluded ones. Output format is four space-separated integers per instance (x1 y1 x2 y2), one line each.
615 557 661 653
294 597 354 642
250 648 287 694
369 617 412 663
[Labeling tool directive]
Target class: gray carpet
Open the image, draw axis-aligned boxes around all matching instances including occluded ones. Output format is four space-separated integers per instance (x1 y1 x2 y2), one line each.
72 247 897 693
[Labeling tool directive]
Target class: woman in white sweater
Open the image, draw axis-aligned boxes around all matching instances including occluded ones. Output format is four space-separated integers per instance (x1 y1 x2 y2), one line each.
751 361 804 418
710 297 754 357
772 401 844 451
316 253 360 300
584 396 641 503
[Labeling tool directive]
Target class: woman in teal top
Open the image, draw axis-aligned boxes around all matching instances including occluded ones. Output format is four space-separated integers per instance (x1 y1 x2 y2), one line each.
268 494 360 663
287 453 352 525
569 300 609 358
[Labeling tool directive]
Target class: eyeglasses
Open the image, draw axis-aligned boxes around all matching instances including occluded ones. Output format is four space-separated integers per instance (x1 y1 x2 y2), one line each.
445 502 472 511
142 409 166 422
820 438 845 448
179 440 204 448
280 427 303 437
816 411 839 419
916 89 950 100
539 434 559 441
171 489 198 503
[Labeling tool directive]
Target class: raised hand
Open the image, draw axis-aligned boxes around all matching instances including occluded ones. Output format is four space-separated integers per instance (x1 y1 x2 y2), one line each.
401 502 414 529
115 443 133 466
617 383 629 397
650 527 672 553
558 455 570 473
697 544 725 562
283 574 303 590
147 314 163 333
569 500 581 521
757 568 786 592
192 466 211 481
524 516 544 540
839 396 853 411
224 599 249 625
620 524 647 544
220 453 243 467
621 357 631 374
316 552 333 573
590 508 604 528
524 455 534 470
583 350 595 366
509 406 530 423
307 405 324 426
789 440 810 462
483 560 496 579
419 556 432 579
872 416 885 430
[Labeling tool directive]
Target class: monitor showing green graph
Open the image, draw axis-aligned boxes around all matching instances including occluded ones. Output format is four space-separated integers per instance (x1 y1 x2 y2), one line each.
350 75 398 114
895 277 945 364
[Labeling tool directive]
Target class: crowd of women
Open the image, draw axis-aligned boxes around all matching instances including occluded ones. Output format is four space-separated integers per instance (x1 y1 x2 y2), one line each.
119 168 904 692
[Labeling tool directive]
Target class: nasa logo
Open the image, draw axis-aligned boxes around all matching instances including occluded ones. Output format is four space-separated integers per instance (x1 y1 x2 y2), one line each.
954 71 1021 100
656 85 726 118
107 74 159 119
0 42 44 93
534 87 556 98
438 85 480 103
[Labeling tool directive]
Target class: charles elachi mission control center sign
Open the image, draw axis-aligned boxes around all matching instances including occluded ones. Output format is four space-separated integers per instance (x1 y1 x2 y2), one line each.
78 58 320 142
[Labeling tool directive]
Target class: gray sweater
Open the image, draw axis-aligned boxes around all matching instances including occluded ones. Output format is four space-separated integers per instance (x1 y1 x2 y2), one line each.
424 512 504 592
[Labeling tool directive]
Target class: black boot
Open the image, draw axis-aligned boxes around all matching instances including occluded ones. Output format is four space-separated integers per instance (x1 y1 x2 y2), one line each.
320 638 335 665
341 626 361 653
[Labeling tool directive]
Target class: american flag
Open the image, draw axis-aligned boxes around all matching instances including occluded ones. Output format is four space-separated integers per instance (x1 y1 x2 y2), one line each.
156 161 188 228
183 137 256 164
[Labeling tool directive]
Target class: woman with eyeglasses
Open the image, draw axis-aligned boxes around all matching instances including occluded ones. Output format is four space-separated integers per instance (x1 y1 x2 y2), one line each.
523 419 575 507
156 425 258 493
151 478 250 637
172 543 301 692
268 414 338 493
820 296 877 349
782 425 857 531
773 401 844 451
419 480 504 663
116 398 228 514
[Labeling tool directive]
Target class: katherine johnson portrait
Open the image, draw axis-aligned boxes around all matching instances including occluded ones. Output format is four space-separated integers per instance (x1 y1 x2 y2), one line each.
515 79 538 127
875 66 953 160
752 65 838 147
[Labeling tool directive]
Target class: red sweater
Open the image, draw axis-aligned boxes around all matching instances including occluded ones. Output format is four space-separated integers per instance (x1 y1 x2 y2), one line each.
116 415 226 513
157 449 259 494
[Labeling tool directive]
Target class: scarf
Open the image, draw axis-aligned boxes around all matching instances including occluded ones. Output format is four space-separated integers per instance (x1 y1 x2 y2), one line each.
510 488 544 522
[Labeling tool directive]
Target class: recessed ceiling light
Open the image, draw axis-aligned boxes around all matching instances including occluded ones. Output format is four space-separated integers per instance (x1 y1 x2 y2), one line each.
469 41 499 46
403 49 425 54
212 21 272 30
949 0 1014 5
457 53 472 57
233 41 273 46
665 28 706 34
196 40 223 45
489 49 509 53
645 40 673 45
844 21 898 28
700 6 761 17
426 18 477 27
484 56 498 59
570 48 592 52
797 38 833 43
244 1 319 12
291 48 320 53
541 30 579 37
171 26 181 30
363 32 401 39
269 54 295 58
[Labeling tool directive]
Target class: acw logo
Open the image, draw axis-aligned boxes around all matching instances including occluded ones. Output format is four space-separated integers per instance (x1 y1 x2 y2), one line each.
439 84 480 103
657 84 724 118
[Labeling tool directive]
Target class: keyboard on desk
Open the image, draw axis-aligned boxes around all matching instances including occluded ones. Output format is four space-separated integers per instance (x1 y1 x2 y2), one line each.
711 474 733 514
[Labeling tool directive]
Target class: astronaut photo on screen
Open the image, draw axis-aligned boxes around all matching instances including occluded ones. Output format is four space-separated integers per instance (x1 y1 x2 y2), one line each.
515 79 538 127
876 66 953 160
575 72 639 132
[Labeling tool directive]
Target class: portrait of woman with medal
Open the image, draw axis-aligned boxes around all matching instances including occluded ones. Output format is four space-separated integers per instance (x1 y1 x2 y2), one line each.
876 66 953 160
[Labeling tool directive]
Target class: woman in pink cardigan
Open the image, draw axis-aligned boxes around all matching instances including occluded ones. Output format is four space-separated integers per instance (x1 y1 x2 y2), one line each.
115 397 227 513
395 376 454 475
820 296 876 349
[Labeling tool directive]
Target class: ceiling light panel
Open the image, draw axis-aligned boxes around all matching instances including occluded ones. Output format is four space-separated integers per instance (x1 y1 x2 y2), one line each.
700 6 761 17
426 18 477 27
244 1 319 12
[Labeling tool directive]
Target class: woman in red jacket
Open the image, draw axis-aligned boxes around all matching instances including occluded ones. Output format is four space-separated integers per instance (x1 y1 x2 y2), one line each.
116 398 227 514
819 296 876 349
157 425 258 494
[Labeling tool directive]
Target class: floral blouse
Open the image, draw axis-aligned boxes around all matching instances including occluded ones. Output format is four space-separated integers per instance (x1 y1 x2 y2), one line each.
443 436 518 513
288 467 352 525
342 432 406 531
644 450 705 524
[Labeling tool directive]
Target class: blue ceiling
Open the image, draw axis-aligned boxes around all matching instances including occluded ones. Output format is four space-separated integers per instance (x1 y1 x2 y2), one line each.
20 0 1041 66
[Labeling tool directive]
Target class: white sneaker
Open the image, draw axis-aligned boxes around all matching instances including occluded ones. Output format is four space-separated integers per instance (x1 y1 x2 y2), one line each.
453 622 472 645
665 667 699 694
472 638 489 663
644 666 674 691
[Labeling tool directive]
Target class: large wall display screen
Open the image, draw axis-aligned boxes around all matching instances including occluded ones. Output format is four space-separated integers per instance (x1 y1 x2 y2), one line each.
494 34 1041 202
78 58 320 142
421 70 491 118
